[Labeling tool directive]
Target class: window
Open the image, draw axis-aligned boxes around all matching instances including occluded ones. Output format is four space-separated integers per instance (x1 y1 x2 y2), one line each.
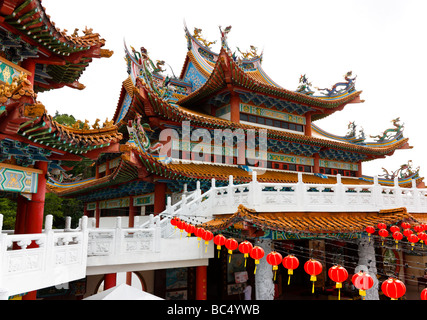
257 117 265 125
289 164 296 171
274 120 281 128
240 113 248 121
265 118 273 126
274 163 281 169
248 115 257 123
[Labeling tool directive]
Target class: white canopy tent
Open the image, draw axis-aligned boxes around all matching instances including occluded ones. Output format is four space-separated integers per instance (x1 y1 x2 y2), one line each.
84 283 164 300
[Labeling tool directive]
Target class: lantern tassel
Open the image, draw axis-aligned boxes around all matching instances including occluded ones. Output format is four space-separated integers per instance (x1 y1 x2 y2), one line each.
288 269 293 285
310 275 317 294
197 237 201 248
254 260 259 274
228 250 233 263
217 245 221 258
244 254 248 267
336 282 342 300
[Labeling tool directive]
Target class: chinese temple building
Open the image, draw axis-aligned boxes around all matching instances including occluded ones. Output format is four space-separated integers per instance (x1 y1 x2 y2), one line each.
1 1 427 301
47 24 427 300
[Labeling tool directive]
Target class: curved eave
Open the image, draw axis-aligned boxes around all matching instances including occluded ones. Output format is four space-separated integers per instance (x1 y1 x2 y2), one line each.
178 48 363 113
135 79 405 158
49 157 139 197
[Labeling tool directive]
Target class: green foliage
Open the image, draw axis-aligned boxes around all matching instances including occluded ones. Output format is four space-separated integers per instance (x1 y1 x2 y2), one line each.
53 110 77 127
0 198 17 230
44 193 84 229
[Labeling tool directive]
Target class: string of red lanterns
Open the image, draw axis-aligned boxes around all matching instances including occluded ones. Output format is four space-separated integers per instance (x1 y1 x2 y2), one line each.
169 217 425 299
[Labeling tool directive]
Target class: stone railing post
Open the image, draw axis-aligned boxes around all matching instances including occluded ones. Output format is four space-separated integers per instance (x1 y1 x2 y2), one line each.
412 179 421 212
296 172 305 209
154 216 161 253
227 175 234 209
335 174 345 209
181 194 188 216
115 217 122 256
65 216 72 231
394 177 403 207
210 178 216 211
0 214 3 231
250 170 261 208
372 176 383 209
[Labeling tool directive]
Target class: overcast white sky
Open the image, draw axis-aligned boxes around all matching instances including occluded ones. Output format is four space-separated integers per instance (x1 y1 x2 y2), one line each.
39 0 427 178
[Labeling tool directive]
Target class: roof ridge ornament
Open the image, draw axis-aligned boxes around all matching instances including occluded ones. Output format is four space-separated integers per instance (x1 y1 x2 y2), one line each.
315 71 357 97
370 117 404 142
219 25 232 51
192 27 217 49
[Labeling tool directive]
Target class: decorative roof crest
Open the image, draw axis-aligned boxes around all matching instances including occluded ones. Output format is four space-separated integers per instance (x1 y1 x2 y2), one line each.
370 117 404 142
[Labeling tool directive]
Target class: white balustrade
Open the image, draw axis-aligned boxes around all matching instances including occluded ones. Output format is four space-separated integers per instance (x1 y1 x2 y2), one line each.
0 215 89 297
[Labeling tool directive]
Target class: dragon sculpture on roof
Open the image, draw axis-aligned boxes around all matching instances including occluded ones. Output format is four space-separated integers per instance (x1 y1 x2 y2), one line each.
370 117 404 142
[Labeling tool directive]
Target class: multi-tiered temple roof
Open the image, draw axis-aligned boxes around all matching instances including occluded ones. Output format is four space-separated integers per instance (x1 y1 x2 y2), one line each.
50 24 421 202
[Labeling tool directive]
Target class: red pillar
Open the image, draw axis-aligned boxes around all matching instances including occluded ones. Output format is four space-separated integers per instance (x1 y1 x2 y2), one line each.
95 201 100 228
305 114 312 136
154 182 166 215
25 161 48 235
196 266 207 300
313 153 320 174
230 93 240 123
22 161 48 301
20 59 35 86
15 195 28 234
104 273 117 290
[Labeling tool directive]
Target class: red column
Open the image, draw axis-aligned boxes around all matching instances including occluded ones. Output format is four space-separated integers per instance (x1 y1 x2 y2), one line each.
22 161 48 301
357 161 363 177
95 201 100 228
25 161 48 235
313 153 320 174
104 273 117 290
305 114 312 136
128 196 136 228
154 182 166 215
230 93 240 123
15 195 28 234
21 59 35 86
196 266 207 300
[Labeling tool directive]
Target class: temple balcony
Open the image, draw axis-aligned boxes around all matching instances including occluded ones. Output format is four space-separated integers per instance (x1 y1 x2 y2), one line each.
167 172 427 224
0 214 212 298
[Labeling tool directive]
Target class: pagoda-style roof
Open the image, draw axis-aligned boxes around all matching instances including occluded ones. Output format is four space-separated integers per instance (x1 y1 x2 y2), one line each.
200 205 426 236
122 77 409 163
0 0 113 92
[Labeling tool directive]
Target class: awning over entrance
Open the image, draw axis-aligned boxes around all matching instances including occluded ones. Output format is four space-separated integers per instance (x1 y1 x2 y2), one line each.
201 205 426 237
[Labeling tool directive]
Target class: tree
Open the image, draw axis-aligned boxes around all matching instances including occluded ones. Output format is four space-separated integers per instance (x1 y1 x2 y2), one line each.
53 110 77 127
0 198 17 230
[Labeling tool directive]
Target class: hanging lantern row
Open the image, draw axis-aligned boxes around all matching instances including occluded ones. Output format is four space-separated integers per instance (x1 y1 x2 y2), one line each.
365 221 427 250
170 218 423 299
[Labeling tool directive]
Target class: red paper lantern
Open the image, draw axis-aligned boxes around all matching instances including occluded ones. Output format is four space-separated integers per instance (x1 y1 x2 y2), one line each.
304 259 323 293
328 265 349 300
418 231 427 248
365 226 375 242
378 228 389 245
213 234 226 258
403 228 413 237
414 225 424 233
351 271 374 299
170 217 180 227
266 251 283 281
238 241 253 267
421 223 427 231
282 255 299 285
421 288 427 300
401 222 411 229
202 230 214 253
377 223 387 230
195 227 206 248
184 223 196 238
390 225 400 233
392 231 403 249
381 278 406 300
225 238 238 263
407 233 418 250
177 220 188 239
250 246 265 274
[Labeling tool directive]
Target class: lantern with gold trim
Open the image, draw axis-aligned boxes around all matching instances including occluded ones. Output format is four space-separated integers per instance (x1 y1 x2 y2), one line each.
407 233 418 250
378 228 389 246
250 246 265 274
328 265 348 300
381 277 406 300
421 288 427 300
392 231 403 249
225 238 238 263
304 259 323 294
213 234 226 258
266 251 283 281
282 255 299 285
195 227 206 248
238 241 253 267
184 223 196 240
418 231 427 248
202 230 214 253
351 271 374 300
365 226 375 242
